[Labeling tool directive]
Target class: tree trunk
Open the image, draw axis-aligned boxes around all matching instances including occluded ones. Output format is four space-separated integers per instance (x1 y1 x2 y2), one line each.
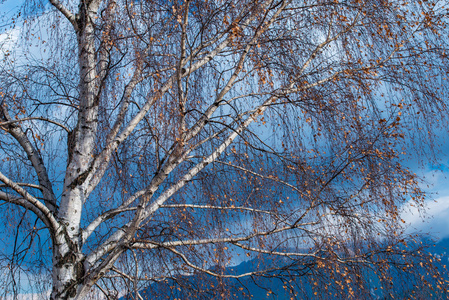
51 5 100 299
50 230 87 299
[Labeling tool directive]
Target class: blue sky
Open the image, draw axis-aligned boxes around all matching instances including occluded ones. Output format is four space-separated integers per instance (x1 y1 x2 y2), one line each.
2 0 449 239
1 0 449 275
0 0 23 23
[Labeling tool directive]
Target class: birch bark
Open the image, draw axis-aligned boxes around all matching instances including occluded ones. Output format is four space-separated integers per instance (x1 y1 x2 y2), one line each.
51 1 102 298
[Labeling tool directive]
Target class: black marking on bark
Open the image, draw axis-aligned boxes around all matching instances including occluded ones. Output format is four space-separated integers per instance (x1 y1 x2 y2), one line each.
67 128 77 165
56 251 76 268
67 279 77 298
53 236 85 299
68 163 94 189
75 257 86 282
75 2 88 34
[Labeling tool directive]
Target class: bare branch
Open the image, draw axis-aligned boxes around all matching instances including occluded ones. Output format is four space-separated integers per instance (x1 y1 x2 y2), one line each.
0 117 70 132
0 173 59 231
82 207 137 243
0 183 42 190
160 204 280 217
0 107 58 213
48 0 77 29
159 246 293 279
132 221 317 250
215 160 301 193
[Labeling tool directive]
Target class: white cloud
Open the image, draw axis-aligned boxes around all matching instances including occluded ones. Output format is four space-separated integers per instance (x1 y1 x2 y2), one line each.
402 195 449 239
6 291 50 300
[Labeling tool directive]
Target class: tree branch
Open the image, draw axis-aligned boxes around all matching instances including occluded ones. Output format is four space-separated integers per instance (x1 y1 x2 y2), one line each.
160 204 281 217
0 175 59 231
132 220 317 250
48 0 77 29
0 117 70 132
0 107 58 213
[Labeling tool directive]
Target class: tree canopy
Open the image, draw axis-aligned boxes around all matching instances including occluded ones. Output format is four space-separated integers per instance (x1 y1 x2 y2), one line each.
1 0 449 299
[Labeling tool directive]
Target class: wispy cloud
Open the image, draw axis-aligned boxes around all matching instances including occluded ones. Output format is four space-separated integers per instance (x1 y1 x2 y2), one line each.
403 195 449 239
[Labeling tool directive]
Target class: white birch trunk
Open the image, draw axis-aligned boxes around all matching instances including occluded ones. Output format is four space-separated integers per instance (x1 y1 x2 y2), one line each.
50 2 101 298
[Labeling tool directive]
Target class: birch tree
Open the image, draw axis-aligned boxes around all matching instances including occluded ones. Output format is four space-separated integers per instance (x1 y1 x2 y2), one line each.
1 0 449 298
